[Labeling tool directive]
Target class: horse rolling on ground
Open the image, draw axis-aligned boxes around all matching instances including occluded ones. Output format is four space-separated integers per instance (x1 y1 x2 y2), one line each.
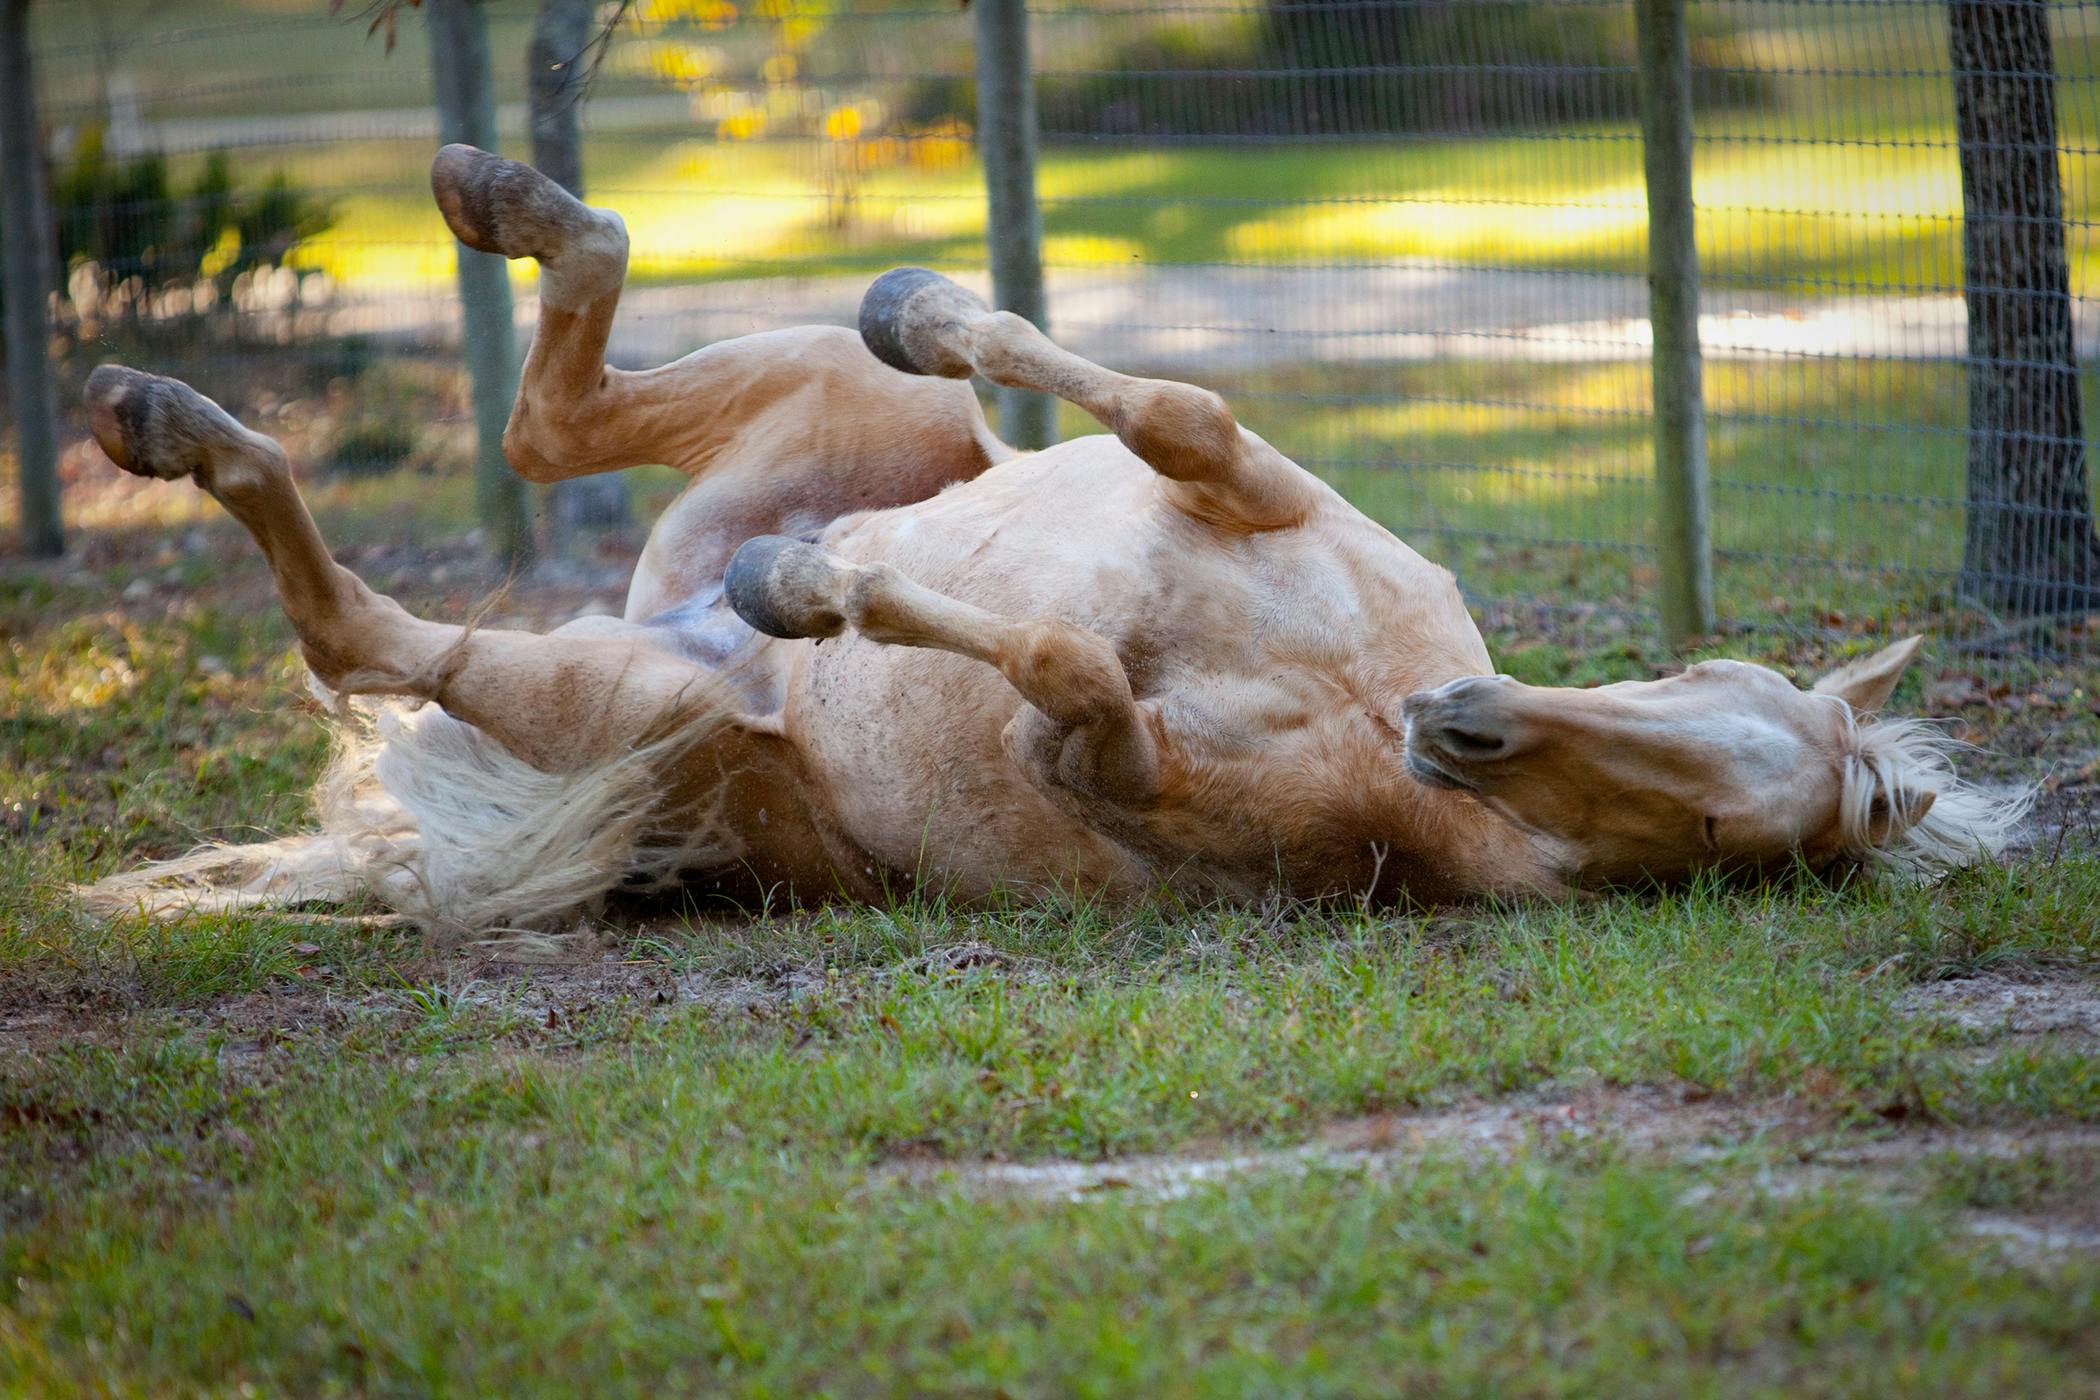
79 145 2025 936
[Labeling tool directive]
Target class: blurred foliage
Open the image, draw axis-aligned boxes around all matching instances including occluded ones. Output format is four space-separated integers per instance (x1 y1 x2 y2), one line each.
904 1 1769 139
324 362 428 478
0 129 334 360
617 0 973 228
53 133 335 323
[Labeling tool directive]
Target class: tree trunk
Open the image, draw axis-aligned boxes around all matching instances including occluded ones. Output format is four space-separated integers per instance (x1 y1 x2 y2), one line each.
428 0 533 568
1950 0 2100 614
529 0 629 542
1 0 64 557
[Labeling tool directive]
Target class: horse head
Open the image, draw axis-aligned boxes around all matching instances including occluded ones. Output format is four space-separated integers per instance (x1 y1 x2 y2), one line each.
1399 636 2028 887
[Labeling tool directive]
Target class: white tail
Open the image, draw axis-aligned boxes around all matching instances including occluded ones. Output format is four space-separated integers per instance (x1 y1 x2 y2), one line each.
77 693 737 939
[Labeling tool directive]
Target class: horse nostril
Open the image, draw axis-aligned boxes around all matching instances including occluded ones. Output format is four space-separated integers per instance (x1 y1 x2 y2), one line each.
1438 725 1506 758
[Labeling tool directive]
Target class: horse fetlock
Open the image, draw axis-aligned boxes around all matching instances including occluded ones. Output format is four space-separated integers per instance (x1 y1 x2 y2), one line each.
83 365 280 489
545 214 629 309
724 534 852 640
858 267 985 379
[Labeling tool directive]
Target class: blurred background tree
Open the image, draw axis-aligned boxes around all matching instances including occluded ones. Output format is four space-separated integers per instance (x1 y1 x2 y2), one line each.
0 133 333 358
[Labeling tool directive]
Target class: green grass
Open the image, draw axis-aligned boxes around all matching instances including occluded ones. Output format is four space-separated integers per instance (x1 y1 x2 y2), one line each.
34 1 2100 300
5 547 2100 1392
259 113 2100 299
6 855 2100 1393
12 7 2100 1388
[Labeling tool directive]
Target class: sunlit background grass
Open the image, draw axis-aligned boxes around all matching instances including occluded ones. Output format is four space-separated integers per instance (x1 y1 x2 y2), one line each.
16 0 2096 649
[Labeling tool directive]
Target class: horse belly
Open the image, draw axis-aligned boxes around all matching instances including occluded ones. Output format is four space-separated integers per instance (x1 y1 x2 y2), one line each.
776 441 1260 897
784 635 1139 899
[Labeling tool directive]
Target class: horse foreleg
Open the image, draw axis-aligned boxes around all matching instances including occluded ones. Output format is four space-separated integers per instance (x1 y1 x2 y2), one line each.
430 145 1005 493
84 366 723 774
724 535 1161 805
857 267 1320 534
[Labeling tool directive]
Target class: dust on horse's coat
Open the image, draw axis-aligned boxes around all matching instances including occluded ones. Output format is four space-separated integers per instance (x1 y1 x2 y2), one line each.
78 147 2026 934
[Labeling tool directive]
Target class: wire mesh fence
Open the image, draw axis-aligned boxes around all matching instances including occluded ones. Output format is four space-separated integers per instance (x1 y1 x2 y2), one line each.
11 0 2100 669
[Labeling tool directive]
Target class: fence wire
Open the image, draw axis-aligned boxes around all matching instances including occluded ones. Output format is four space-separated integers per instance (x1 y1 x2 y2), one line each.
17 0 2100 668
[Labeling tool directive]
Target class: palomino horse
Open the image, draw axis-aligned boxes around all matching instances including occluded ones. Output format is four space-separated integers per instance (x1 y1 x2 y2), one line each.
80 146 2021 932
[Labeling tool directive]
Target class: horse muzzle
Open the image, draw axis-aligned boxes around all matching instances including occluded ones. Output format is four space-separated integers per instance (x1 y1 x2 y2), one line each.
1400 674 1527 790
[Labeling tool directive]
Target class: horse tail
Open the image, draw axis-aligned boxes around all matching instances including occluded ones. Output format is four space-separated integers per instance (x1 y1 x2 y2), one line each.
75 692 738 943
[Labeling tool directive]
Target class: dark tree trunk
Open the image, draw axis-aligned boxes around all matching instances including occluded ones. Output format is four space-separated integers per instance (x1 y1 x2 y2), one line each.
527 0 590 196
1950 0 2100 614
1 0 64 557
530 0 629 539
428 0 533 567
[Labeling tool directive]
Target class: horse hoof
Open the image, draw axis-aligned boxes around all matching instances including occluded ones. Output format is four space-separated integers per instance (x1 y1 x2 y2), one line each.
431 144 594 261
83 365 242 482
725 535 852 641
858 267 985 379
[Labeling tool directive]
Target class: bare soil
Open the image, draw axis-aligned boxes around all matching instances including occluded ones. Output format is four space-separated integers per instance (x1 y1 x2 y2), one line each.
899 971 2100 1259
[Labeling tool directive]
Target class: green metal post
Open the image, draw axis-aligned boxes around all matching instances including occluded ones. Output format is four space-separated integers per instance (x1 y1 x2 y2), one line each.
973 0 1055 449
2 0 63 557
1635 0 1714 645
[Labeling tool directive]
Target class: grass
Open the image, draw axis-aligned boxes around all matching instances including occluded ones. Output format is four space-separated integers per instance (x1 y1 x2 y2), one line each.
5 516 2100 1391
31 1 2100 299
262 115 2100 300
6 850 2100 1392
10 5 2100 1388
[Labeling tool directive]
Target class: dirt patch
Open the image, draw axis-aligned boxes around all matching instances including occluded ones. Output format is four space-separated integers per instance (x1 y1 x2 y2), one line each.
902 1079 2100 1262
1895 972 2100 1042
1961 1216 2100 1255
2016 771 2100 855
902 1081 1810 1205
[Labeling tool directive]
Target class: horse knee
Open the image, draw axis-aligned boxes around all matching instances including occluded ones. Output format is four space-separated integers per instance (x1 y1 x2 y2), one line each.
1005 622 1132 728
1118 382 1239 485
502 400 596 483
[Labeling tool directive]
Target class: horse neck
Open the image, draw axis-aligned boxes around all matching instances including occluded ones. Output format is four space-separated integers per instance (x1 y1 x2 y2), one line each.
1407 783 1568 901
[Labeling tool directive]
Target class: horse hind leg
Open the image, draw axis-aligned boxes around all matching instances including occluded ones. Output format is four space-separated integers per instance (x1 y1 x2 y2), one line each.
858 267 1321 533
81 367 744 929
430 144 1009 634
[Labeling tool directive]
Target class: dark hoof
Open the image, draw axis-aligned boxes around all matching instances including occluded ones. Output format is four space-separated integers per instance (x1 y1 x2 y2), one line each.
430 143 586 259
858 267 984 379
82 365 227 481
725 535 846 641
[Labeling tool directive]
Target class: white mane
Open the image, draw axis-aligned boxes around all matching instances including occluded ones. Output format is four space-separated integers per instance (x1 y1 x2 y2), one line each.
1835 713 2033 874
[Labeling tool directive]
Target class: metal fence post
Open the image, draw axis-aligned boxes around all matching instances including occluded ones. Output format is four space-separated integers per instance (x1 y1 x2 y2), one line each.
428 0 532 567
972 0 1055 450
1634 0 1713 647
1 0 64 558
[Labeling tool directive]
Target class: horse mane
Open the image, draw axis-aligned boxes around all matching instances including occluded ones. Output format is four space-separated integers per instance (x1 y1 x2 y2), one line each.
1834 710 2032 874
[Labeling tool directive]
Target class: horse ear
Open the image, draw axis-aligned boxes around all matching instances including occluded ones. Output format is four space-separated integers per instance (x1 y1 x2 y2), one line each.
1811 635 1924 715
1864 786 1936 847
